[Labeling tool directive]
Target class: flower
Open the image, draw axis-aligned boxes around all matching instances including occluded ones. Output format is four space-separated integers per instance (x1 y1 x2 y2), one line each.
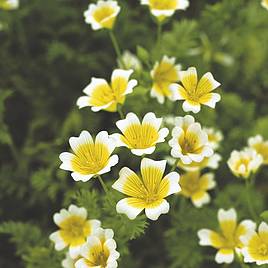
248 135 268 165
204 127 223 150
112 158 181 220
49 205 101 258
77 69 137 112
262 0 268 10
118 50 142 72
0 0 19 10
179 171 216 207
141 0 189 22
75 227 120 268
111 112 169 156
150 56 181 104
62 253 79 268
227 148 263 179
198 208 256 264
84 0 120 31
170 67 221 113
168 115 213 164
59 130 119 182
177 153 222 172
241 221 268 265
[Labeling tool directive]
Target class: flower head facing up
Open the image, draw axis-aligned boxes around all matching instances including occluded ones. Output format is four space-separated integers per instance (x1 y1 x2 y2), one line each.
75 228 120 268
77 69 137 112
227 148 263 179
111 112 169 156
204 127 223 150
49 205 101 258
180 171 216 207
112 158 181 220
262 0 268 10
198 208 256 264
150 56 181 104
169 115 214 164
59 131 119 182
248 135 268 165
141 0 189 22
241 221 268 265
84 0 120 31
170 67 221 113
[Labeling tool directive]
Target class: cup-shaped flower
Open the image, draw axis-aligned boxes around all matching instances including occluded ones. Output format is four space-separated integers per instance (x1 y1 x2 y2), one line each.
150 56 181 104
0 0 19 10
169 115 213 164
112 158 181 220
241 221 268 265
118 50 142 72
204 127 223 150
59 131 119 182
262 0 268 10
198 208 256 264
111 112 169 156
75 228 120 268
84 0 120 31
227 148 263 179
180 171 216 207
141 0 189 22
248 135 268 165
170 67 221 113
77 69 137 112
49 205 101 258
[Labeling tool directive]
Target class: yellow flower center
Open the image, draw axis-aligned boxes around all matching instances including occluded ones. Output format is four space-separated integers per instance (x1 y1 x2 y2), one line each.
179 132 201 154
149 0 177 10
86 244 110 267
121 124 159 149
93 6 115 23
258 243 268 256
71 143 110 175
59 216 91 246
253 143 268 163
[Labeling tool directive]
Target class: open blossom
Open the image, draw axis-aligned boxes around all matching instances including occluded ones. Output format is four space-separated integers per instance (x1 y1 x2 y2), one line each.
227 148 263 179
0 0 19 10
248 135 268 165
77 69 137 112
179 171 216 208
204 127 223 150
168 115 213 164
112 158 180 220
198 208 256 264
49 205 101 258
141 0 189 22
111 112 169 156
75 228 120 268
262 0 268 10
150 56 181 104
84 0 120 31
241 221 268 265
118 50 142 72
170 67 221 113
59 131 119 182
62 253 79 268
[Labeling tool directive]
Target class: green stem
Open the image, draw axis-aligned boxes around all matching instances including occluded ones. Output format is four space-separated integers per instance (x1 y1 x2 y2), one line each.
117 104 124 119
171 159 179 172
109 30 125 68
245 179 258 221
97 175 114 206
157 22 162 51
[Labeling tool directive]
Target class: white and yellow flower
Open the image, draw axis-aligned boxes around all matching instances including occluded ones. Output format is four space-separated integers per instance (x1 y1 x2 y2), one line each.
262 0 268 10
141 0 189 22
49 205 101 258
111 112 169 156
62 253 79 268
75 227 120 268
84 0 120 31
170 67 221 113
248 135 268 165
118 50 142 72
227 148 263 179
0 0 19 10
179 171 216 208
204 127 223 150
177 153 222 172
150 55 181 104
198 208 256 264
59 130 119 182
112 158 181 220
77 69 137 112
169 115 213 164
241 221 268 265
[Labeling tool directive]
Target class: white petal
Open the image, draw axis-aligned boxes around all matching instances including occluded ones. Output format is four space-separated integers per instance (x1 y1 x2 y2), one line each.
151 9 175 17
125 79 138 95
98 154 119 175
131 147 156 156
197 229 214 246
76 96 90 109
49 231 67 251
68 205 87 219
116 112 140 133
215 249 234 264
142 112 162 130
71 172 94 182
109 133 127 147
150 87 165 104
69 131 93 153
83 78 109 95
74 258 89 268
259 221 268 234
145 199 170 221
53 209 70 226
192 192 210 208
69 245 82 259
141 158 167 178
116 198 144 220
163 172 181 196
218 208 237 224
59 152 75 171
157 128 169 143
202 93 221 108
240 231 257 246
182 100 201 113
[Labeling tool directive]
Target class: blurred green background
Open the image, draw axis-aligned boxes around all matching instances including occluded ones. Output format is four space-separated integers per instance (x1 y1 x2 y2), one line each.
1 0 268 267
